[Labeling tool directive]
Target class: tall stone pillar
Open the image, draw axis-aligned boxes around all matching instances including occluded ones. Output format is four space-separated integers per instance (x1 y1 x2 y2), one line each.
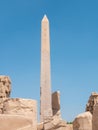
40 15 52 122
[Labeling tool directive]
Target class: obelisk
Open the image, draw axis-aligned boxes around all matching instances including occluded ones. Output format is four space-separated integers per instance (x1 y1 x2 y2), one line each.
40 15 52 122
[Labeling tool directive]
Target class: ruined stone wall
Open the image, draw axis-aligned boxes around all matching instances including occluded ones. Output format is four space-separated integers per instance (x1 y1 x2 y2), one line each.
0 76 37 130
86 92 98 114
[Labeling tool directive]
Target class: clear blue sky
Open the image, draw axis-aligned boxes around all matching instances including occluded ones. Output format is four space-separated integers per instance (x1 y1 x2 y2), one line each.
0 0 98 122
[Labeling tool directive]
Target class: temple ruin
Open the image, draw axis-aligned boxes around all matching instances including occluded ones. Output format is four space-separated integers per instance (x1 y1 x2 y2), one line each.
0 15 98 130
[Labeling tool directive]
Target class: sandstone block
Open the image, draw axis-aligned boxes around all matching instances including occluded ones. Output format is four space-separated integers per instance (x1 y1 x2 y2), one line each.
44 121 54 130
0 114 34 130
73 112 92 130
3 98 37 130
56 124 73 130
44 115 66 130
52 91 61 118
66 124 73 130
44 122 72 130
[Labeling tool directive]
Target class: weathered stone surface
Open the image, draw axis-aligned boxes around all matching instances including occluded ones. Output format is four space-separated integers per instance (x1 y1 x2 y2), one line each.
92 103 98 130
0 114 34 130
0 76 11 98
56 124 73 130
73 111 92 130
44 119 73 130
86 92 98 114
0 98 37 130
52 91 61 118
3 98 36 117
44 115 67 130
65 124 73 130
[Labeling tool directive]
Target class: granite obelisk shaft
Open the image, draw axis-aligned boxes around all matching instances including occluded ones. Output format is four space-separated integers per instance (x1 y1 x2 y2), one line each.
40 15 52 122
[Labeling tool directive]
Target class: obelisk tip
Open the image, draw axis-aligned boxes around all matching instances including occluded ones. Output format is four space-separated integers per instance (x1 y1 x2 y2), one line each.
42 15 48 22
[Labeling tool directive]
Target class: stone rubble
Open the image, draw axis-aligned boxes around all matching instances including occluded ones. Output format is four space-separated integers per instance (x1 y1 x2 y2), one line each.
1 77 98 130
39 91 73 130
1 76 98 130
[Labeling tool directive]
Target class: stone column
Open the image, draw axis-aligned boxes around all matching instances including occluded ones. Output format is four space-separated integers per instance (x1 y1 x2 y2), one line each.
40 15 52 122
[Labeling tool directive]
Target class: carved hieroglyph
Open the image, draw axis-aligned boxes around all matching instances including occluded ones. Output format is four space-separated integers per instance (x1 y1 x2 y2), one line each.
40 15 52 122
